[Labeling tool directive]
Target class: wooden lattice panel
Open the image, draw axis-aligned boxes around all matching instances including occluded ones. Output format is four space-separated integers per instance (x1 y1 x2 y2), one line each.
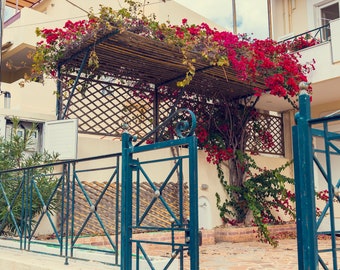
246 113 284 155
61 75 149 137
59 73 284 156
60 73 178 139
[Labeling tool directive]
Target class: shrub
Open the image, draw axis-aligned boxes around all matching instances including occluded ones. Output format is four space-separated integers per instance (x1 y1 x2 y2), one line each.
0 118 59 235
216 152 295 247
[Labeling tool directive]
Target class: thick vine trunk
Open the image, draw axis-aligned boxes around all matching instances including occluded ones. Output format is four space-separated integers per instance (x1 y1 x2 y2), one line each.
227 157 244 187
227 157 249 222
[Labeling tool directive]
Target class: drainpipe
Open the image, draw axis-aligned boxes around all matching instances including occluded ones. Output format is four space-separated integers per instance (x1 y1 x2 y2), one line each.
282 0 286 34
3 91 10 108
232 0 237 34
0 90 11 109
0 0 6 87
288 0 292 33
267 0 273 39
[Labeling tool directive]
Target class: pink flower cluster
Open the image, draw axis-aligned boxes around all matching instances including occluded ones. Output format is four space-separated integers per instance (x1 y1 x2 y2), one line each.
166 20 312 99
287 35 320 52
37 19 96 47
34 8 315 166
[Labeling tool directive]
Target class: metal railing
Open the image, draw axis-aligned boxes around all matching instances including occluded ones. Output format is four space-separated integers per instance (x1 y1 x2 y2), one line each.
280 23 331 47
0 152 122 266
0 108 199 269
293 91 340 270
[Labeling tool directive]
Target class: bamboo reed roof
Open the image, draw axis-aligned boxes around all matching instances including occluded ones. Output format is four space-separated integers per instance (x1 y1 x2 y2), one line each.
57 29 269 137
60 30 267 100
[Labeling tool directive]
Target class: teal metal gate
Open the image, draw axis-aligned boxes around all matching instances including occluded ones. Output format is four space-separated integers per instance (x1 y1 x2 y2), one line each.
293 89 340 270
0 109 199 269
121 109 199 270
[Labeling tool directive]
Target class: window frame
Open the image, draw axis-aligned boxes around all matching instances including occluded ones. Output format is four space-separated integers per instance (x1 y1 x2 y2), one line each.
314 0 340 27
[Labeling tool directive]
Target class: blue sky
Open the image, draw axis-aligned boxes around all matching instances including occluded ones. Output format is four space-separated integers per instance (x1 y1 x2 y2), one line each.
174 0 269 39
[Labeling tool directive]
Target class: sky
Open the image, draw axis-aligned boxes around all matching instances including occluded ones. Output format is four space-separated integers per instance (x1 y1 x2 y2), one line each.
3 0 269 39
174 0 269 40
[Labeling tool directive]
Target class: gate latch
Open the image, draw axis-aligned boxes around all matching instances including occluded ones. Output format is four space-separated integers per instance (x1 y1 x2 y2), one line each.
184 219 203 254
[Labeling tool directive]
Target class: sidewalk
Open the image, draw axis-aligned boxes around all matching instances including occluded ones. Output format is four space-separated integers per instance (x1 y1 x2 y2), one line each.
198 238 338 270
0 238 338 269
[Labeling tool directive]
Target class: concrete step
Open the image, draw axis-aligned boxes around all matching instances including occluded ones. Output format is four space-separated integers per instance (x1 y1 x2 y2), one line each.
0 239 178 270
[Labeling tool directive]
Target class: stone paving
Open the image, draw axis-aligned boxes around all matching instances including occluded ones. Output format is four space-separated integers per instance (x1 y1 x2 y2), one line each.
197 238 339 270
0 238 338 269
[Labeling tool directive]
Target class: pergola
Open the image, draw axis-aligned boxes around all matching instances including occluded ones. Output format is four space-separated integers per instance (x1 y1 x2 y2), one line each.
56 29 268 139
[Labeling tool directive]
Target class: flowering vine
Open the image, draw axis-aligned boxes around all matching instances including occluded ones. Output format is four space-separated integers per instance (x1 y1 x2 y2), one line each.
33 2 314 99
216 156 296 247
31 1 317 245
287 34 320 52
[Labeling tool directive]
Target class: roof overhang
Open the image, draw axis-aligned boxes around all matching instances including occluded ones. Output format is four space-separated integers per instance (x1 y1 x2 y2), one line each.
5 0 41 9
1 42 35 83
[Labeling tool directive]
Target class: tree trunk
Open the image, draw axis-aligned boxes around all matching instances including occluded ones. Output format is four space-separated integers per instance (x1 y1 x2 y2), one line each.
228 157 244 187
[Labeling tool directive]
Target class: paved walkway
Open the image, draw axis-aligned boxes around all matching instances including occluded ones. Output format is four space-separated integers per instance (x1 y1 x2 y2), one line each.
199 239 338 270
0 238 338 269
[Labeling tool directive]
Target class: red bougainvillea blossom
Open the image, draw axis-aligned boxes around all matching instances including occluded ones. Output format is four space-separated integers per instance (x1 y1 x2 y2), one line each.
34 9 314 98
33 4 315 166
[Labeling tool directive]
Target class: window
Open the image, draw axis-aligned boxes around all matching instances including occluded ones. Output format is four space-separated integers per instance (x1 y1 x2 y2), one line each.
317 1 340 40
321 2 339 25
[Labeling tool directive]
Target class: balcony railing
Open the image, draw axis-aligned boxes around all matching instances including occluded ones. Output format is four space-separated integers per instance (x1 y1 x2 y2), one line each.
281 23 331 43
280 24 330 50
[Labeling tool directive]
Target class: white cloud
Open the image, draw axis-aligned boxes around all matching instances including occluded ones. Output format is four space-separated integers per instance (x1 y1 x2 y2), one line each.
174 0 269 39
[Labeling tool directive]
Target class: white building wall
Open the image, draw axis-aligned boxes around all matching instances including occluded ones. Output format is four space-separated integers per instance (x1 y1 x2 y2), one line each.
330 18 340 63
34 0 224 31
3 7 49 48
273 0 340 40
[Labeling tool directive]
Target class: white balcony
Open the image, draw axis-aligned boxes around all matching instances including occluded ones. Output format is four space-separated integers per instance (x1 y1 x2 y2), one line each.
299 18 340 109
256 18 340 113
1 7 49 83
0 79 57 120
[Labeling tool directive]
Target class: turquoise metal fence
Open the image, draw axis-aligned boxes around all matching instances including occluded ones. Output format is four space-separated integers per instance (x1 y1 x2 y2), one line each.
293 88 340 270
0 153 122 266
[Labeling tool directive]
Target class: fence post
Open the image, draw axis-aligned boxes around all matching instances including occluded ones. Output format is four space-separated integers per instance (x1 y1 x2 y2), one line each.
188 135 199 269
293 88 318 269
22 169 29 250
64 162 71 265
121 131 133 270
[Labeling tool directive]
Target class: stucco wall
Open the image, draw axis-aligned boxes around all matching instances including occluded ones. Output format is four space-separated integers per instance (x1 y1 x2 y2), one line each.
34 0 224 30
272 0 309 40
0 80 56 127
75 134 294 230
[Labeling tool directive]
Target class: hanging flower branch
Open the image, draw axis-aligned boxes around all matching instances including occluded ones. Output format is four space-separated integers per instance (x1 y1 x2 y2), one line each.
32 1 313 100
